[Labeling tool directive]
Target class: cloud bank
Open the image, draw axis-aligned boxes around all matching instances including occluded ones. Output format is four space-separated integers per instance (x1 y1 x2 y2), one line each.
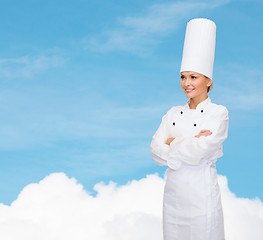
0 172 262 240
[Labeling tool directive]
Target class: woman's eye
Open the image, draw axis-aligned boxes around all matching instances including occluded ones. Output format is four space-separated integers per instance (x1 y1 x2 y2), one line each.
181 76 185 79
191 76 196 79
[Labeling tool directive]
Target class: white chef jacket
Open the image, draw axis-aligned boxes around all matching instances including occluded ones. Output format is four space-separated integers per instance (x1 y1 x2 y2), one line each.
150 97 229 240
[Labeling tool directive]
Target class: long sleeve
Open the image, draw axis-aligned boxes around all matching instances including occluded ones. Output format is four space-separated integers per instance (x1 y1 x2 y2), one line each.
168 106 229 167
150 113 170 166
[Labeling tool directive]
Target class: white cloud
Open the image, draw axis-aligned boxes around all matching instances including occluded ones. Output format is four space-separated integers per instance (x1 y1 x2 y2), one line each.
0 55 66 79
0 172 262 240
84 0 230 55
218 176 263 239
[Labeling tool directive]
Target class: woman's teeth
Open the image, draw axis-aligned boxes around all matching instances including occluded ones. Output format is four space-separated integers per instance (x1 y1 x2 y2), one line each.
185 89 194 92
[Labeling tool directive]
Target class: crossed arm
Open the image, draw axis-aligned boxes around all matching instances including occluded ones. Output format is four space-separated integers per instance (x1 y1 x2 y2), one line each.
165 129 212 145
150 107 229 168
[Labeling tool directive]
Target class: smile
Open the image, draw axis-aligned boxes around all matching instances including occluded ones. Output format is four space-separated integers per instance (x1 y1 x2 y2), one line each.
185 88 195 93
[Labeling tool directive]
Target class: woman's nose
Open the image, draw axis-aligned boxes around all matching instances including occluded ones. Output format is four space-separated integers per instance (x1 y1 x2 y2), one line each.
185 78 191 86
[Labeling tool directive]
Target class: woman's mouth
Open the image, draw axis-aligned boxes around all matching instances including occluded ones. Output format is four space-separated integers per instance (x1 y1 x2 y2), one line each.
185 88 195 93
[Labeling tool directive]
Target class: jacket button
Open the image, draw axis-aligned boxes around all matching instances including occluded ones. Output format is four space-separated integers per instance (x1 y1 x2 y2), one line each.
194 124 196 126
201 110 204 113
180 111 183 114
173 122 175 125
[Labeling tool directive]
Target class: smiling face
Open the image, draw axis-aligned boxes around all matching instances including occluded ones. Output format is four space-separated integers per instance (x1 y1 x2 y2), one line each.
180 71 212 100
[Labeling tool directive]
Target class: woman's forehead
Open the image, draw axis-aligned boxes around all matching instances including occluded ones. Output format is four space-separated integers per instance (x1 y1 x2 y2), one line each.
181 71 200 75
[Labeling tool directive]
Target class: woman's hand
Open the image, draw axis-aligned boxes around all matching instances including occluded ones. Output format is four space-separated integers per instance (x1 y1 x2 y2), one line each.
195 129 212 138
166 137 175 145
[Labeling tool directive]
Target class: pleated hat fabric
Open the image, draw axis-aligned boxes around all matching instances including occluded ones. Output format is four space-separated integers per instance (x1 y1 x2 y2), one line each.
180 18 216 80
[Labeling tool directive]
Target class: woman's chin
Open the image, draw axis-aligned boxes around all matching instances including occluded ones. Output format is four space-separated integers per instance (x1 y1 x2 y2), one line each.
184 92 195 97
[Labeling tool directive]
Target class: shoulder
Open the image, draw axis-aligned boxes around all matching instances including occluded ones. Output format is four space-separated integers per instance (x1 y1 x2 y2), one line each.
167 105 182 114
209 102 229 119
161 105 182 121
166 105 183 116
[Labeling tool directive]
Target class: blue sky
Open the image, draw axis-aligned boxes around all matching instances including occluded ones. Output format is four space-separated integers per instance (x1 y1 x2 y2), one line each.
0 0 262 205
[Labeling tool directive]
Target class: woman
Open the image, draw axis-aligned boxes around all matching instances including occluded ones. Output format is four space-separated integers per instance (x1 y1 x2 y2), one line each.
150 18 229 240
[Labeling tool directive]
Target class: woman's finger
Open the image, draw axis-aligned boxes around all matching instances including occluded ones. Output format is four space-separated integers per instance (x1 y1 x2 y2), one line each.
200 129 211 133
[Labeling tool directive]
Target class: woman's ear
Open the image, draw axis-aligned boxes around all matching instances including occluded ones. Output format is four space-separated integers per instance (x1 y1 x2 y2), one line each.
206 77 212 87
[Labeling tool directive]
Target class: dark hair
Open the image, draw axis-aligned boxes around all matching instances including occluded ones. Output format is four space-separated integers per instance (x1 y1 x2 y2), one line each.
207 82 213 93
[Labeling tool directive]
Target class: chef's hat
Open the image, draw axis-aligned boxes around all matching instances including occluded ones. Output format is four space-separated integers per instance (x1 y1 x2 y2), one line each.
180 18 216 80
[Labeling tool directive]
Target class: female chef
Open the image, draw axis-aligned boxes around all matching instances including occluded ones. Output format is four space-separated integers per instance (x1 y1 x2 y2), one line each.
150 18 229 240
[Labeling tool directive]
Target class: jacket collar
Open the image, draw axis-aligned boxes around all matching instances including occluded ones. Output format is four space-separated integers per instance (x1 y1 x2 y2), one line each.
185 96 211 110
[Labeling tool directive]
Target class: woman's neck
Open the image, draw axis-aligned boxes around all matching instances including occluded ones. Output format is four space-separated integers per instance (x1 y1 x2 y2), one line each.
189 95 208 109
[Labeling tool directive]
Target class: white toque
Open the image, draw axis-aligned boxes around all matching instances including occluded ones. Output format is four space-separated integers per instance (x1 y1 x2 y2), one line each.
180 18 216 80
